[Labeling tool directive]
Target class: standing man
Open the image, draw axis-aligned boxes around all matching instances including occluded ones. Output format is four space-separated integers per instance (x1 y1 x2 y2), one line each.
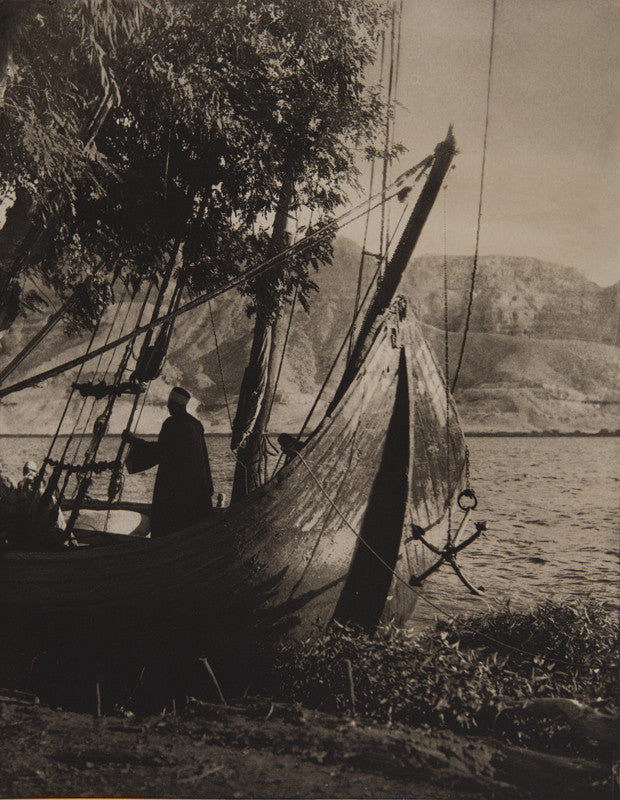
125 387 214 537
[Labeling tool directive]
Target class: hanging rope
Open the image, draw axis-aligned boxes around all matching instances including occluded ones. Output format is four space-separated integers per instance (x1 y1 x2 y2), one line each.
442 184 453 543
348 159 377 363
297 198 412 442
266 284 298 426
451 0 497 393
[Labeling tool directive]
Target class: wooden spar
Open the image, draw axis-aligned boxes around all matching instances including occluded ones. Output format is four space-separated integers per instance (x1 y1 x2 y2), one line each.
328 127 456 415
60 499 151 514
0 252 118 388
0 303 68 386
0 270 273 399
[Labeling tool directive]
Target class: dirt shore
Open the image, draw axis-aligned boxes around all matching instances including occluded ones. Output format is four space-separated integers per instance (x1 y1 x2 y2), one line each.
0 692 612 799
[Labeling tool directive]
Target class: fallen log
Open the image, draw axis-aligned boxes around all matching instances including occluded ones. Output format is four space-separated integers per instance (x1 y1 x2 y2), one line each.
497 696 619 744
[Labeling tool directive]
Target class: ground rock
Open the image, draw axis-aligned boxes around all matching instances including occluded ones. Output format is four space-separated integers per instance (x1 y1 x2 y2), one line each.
0 694 611 799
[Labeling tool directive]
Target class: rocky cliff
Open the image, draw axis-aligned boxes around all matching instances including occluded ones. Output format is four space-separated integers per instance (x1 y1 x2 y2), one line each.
0 242 618 434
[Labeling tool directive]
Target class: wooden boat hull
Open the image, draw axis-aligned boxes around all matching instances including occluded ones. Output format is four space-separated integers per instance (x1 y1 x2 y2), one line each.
0 302 466 673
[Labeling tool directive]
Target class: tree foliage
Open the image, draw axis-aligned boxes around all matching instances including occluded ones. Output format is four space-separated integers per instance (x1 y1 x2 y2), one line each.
30 0 392 328
0 0 154 332
1 0 393 339
0 0 152 203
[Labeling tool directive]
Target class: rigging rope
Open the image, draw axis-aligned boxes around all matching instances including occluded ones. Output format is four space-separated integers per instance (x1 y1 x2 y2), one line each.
297 198 412 442
0 155 436 400
133 380 151 432
43 323 99 460
130 263 172 435
73 283 134 447
59 257 160 509
208 299 233 430
347 160 377 363
52 280 131 503
264 212 303 434
442 184 453 542
108 269 181 507
63 288 152 534
387 0 405 264
451 0 497 393
266 284 298 427
34 319 102 499
392 0 405 103
268 259 383 481
0 254 127 389
65 281 138 505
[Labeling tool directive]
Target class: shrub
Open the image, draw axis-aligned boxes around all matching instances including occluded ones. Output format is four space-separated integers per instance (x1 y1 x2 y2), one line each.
258 599 618 758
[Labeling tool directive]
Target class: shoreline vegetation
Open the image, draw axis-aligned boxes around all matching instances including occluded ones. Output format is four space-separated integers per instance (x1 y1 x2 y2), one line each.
466 429 620 437
0 599 616 799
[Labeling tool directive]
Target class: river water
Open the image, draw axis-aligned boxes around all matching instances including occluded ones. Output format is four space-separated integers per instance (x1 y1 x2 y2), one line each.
1 434 617 627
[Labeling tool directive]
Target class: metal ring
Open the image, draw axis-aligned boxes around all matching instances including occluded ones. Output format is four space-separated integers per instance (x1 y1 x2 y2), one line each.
458 489 477 510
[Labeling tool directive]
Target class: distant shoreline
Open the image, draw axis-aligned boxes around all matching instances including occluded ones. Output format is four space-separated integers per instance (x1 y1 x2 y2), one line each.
465 430 620 437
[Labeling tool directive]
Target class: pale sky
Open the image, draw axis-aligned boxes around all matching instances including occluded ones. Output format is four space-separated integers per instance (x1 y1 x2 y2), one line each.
348 0 619 287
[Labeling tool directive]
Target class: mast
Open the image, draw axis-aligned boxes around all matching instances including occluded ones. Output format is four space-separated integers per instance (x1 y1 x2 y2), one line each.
327 127 456 415
379 3 397 276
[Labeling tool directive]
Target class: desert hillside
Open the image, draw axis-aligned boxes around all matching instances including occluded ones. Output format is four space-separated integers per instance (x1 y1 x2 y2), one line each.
0 241 618 434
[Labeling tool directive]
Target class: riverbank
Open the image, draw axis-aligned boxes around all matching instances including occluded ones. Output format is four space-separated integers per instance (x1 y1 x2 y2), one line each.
0 692 612 800
1 600 616 799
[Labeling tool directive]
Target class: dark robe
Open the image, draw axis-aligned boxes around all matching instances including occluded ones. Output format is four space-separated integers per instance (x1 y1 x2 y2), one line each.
127 411 214 537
